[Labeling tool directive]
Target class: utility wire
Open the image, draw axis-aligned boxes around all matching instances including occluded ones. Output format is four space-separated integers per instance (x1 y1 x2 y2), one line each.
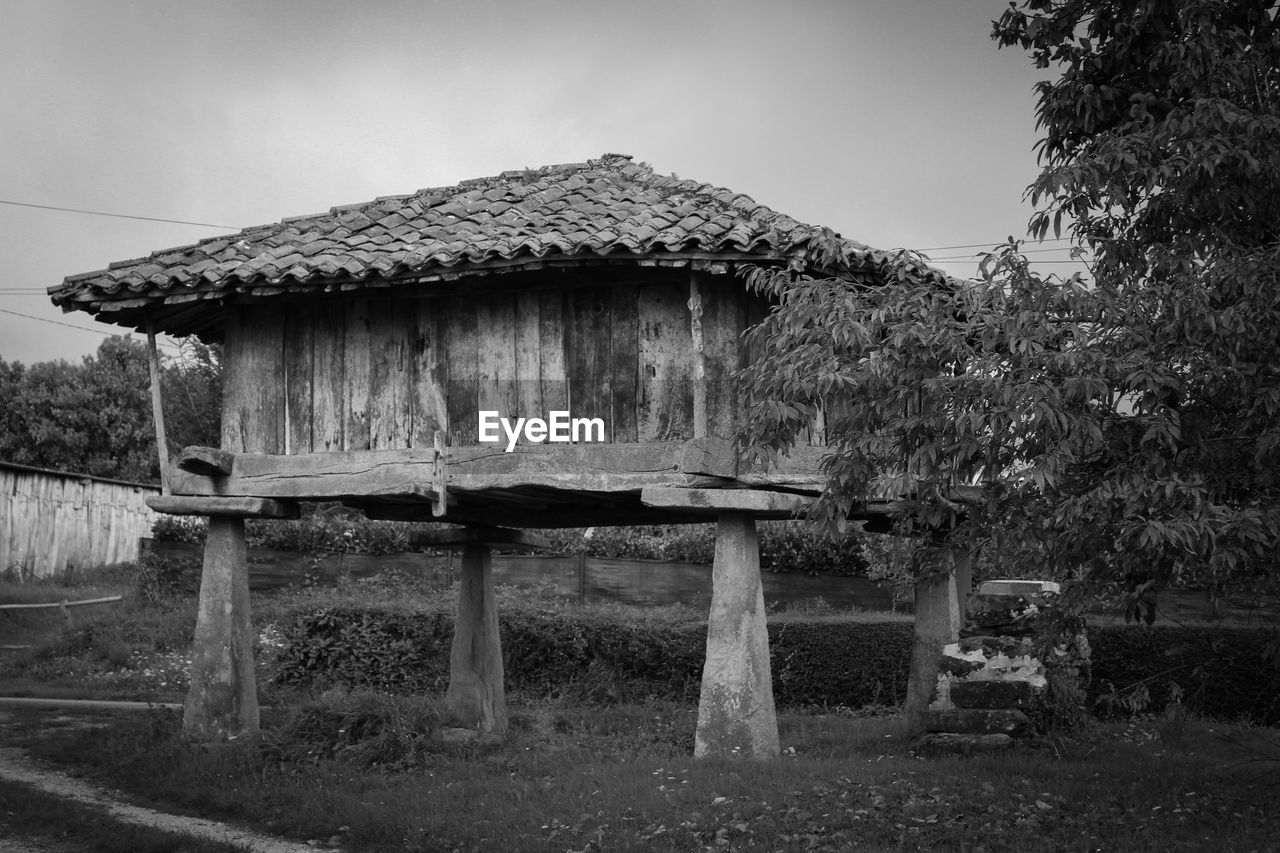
929 245 1087 260
929 259 1088 264
918 237 1074 251
0 306 181 350
4 195 1092 256
0 199 239 230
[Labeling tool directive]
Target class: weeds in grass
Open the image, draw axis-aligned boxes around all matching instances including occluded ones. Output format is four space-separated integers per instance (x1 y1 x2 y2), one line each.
12 703 1279 853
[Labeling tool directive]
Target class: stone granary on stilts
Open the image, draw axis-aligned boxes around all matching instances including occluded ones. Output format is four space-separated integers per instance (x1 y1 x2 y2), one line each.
49 153 966 758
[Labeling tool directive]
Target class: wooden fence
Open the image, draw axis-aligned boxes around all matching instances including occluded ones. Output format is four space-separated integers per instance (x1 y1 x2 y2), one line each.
1 462 160 579
139 538 898 612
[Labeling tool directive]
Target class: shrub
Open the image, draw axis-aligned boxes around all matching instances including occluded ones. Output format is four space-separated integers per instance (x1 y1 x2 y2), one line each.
1088 625 1280 726
151 505 431 555
136 552 200 601
275 603 911 709
150 515 206 544
769 621 911 708
276 603 1280 724
535 522 868 575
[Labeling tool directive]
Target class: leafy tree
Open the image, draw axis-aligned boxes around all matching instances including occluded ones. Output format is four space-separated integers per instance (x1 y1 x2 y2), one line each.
0 336 222 483
161 339 223 455
739 0 1280 713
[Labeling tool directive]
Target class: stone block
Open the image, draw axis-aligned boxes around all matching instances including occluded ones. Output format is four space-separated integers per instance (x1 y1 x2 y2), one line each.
939 651 986 678
914 733 1014 756
950 679 1037 709
978 579 1060 596
920 709 1029 736
957 635 1033 656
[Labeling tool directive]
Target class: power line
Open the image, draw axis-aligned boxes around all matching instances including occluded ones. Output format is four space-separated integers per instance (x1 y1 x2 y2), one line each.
918 237 1074 252
0 306 181 350
0 199 239 230
929 259 1089 264
1 195 1089 257
929 246 1087 261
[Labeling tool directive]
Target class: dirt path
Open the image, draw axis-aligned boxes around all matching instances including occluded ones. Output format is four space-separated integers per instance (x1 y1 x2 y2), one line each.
0 738 316 853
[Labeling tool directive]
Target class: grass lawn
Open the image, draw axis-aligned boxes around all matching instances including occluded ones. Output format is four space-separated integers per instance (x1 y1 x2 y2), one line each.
3 566 1278 852
2 697 1277 853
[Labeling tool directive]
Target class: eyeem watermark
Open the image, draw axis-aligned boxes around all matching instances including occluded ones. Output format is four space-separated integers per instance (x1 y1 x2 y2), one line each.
478 411 606 452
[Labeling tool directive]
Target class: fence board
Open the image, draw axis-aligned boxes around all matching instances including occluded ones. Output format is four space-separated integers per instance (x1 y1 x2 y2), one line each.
1 463 158 579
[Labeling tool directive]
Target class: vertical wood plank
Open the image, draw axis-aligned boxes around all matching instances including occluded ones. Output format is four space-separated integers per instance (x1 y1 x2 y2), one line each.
368 299 414 450
697 272 743 441
312 301 346 453
145 316 170 494
445 296 479 446
284 302 315 454
638 280 694 442
538 290 568 414
410 297 449 447
514 291 543 422
344 300 372 451
566 286 612 435
221 304 285 453
609 284 640 443
476 292 519 433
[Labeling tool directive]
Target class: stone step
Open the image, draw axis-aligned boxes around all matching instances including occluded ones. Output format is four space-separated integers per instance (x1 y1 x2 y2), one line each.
950 679 1038 710
913 733 1014 756
921 708 1029 736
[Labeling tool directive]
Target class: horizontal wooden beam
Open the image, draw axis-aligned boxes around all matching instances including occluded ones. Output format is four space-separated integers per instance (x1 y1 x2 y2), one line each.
680 436 737 478
168 442 724 499
640 487 814 516
163 442 832 507
147 495 300 519
408 527 551 552
178 446 235 477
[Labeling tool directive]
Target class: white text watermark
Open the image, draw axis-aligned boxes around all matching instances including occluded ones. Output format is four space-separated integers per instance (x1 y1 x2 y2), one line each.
477 410 606 452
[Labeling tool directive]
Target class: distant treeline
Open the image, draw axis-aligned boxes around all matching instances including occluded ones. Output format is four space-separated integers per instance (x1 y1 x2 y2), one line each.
0 337 222 484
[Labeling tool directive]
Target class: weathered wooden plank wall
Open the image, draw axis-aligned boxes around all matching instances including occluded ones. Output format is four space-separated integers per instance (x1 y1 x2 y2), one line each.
226 273 773 457
1 463 159 578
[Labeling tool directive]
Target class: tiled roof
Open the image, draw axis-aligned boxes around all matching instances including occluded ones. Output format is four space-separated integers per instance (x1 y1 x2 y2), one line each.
48 154 896 336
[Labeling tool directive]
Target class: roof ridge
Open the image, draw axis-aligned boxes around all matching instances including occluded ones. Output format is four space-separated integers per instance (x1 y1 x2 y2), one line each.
53 154 902 333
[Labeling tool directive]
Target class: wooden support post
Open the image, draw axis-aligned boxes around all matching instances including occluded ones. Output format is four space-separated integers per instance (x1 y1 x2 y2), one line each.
695 513 779 759
445 543 507 733
183 517 259 741
688 275 707 439
432 430 447 518
904 544 961 732
145 314 170 496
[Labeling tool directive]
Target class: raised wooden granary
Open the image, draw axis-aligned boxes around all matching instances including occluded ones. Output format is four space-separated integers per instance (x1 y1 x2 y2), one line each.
50 154 937 756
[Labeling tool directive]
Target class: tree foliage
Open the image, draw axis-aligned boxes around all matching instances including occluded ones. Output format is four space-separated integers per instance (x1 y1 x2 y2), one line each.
741 0 1280 593
0 336 222 483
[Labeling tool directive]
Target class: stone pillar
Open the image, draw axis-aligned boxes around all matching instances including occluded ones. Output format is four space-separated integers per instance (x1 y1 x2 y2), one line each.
695 513 779 760
184 516 259 741
904 545 961 731
953 549 973 616
445 544 507 733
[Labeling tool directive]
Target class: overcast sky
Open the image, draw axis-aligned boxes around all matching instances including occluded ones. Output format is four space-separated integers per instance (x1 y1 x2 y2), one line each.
0 0 1078 366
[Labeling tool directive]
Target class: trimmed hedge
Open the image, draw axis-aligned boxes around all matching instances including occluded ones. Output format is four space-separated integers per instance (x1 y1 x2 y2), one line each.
275 605 912 710
1088 625 1280 726
277 605 1280 724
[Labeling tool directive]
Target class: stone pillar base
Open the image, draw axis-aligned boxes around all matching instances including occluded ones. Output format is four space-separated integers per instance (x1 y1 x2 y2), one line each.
183 516 259 741
694 513 779 760
445 543 507 733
